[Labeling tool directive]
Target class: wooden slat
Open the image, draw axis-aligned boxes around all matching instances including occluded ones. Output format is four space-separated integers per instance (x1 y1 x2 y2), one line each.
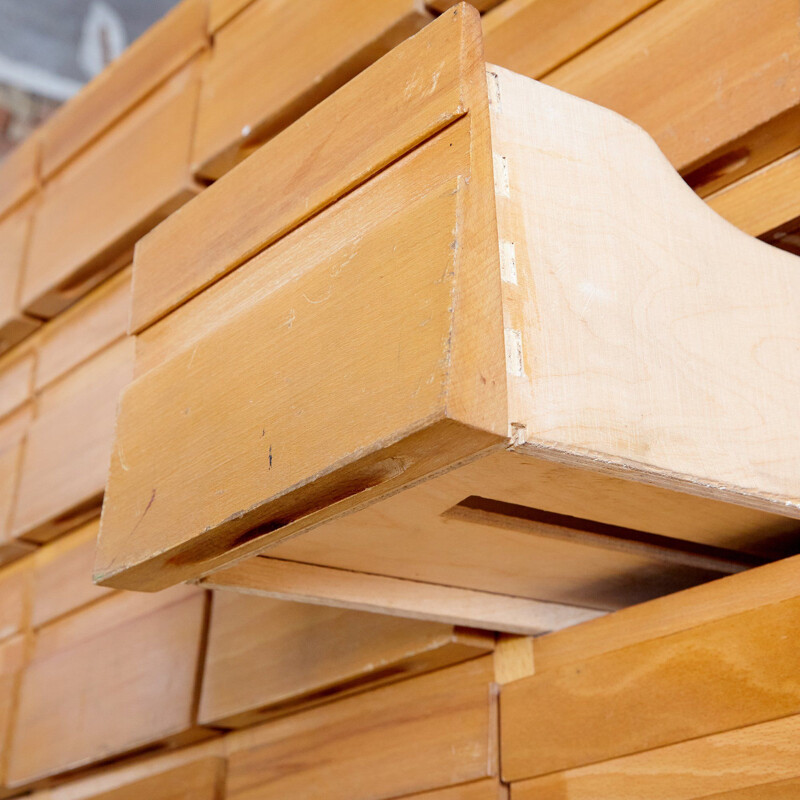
225 656 497 800
192 0 432 179
12 337 134 544
0 202 40 357
34 267 131 391
482 0 658 79
432 0 503 11
40 0 208 178
696 779 800 799
198 590 493 727
501 592 800 780
7 586 208 788
539 0 800 195
130 6 479 332
22 61 202 320
509 714 800 800
202 558 603 636
0 406 33 566
31 520 114 629
0 137 39 220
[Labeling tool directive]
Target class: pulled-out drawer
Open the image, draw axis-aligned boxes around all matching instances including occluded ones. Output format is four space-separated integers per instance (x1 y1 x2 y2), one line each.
22 62 202 320
97 7 800 631
192 0 432 179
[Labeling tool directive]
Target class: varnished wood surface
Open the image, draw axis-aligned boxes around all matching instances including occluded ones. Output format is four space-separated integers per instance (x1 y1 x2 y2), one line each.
198 590 493 727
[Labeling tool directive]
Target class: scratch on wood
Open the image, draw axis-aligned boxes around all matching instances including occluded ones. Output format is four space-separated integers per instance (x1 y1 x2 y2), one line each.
128 489 156 540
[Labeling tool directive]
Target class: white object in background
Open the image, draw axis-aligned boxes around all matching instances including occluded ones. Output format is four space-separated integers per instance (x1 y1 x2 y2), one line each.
78 1 127 79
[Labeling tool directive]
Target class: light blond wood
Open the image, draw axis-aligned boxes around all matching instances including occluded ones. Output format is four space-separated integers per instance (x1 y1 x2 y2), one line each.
34 267 131 391
40 0 208 178
130 6 479 332
31 520 114 628
533 551 800 671
697 779 800 799
23 61 202 320
0 557 31 643
509 714 800 800
203 558 603 635
489 65 800 519
7 586 208 788
13 337 134 543
483 0 657 78
0 202 40 357
0 406 32 561
193 0 432 179
0 137 39 220
502 593 800 780
225 656 497 799
198 590 493 727
541 0 800 195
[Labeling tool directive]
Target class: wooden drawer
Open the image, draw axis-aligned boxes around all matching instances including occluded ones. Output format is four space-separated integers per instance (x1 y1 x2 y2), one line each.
535 0 800 196
0 137 39 221
0 406 34 565
500 552 800 797
7 586 209 788
13 337 134 544
224 656 497 800
192 0 432 179
22 62 202 320
97 9 800 629
34 267 131 392
199 590 493 727
0 202 40 356
40 0 208 179
31 520 114 629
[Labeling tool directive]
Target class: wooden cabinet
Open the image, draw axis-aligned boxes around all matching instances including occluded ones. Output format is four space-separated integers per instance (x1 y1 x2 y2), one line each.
22 63 202 320
199 590 492 727
96 9 800 642
7 586 209 788
192 0 432 179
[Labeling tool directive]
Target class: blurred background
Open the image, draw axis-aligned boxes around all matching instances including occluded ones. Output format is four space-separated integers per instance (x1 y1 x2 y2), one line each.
0 0 177 157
